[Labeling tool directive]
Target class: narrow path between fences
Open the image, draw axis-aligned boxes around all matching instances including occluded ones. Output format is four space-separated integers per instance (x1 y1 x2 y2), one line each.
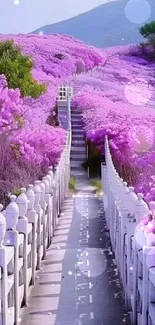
21 108 130 325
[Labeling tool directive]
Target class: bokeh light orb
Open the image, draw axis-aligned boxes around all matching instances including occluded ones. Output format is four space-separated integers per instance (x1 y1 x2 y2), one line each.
129 125 154 153
125 78 152 106
125 0 151 24
77 248 107 277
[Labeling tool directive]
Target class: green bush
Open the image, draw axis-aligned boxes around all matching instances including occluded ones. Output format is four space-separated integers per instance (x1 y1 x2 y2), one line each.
139 21 155 38
11 188 21 196
0 40 46 97
139 21 155 50
91 178 102 194
69 177 76 191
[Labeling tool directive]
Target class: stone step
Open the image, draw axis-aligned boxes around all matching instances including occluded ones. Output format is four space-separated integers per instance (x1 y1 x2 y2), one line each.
71 113 81 118
70 152 87 163
71 139 87 147
72 129 84 135
57 100 67 106
70 169 87 178
72 119 82 123
71 108 80 111
71 162 84 170
72 132 85 137
71 159 83 166
72 120 83 126
71 141 86 147
71 112 81 116
71 160 84 167
71 147 87 157
70 153 86 161
72 124 83 130
71 113 81 119
72 133 85 138
71 119 82 124
71 120 83 125
72 135 85 141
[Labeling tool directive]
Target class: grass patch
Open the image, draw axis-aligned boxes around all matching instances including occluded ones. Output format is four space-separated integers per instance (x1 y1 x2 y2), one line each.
12 188 22 196
69 176 76 191
91 178 102 196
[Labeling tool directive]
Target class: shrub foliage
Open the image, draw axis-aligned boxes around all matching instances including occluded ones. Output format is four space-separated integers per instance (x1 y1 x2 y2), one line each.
0 40 46 97
139 21 155 50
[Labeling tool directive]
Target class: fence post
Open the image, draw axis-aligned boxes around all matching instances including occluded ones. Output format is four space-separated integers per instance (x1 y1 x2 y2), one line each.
26 184 37 285
132 239 138 324
142 246 155 325
33 181 42 270
0 205 7 325
67 95 71 131
101 162 108 226
135 193 150 222
39 181 47 259
4 195 19 325
43 167 54 244
86 140 89 178
52 166 57 233
42 175 51 235
16 188 29 306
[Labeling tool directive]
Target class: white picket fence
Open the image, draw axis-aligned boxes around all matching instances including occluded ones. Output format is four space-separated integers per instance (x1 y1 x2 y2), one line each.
0 127 71 325
101 136 155 325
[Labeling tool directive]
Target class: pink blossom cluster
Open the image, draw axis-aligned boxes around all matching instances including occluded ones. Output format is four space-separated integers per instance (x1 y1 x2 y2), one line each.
72 44 155 203
0 75 24 132
12 125 66 166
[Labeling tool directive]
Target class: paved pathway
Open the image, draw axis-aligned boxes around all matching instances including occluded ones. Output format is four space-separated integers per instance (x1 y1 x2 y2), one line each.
21 174 130 325
21 109 130 325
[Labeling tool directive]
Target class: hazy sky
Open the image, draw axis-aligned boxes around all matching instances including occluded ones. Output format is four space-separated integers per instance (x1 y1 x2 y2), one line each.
0 0 117 34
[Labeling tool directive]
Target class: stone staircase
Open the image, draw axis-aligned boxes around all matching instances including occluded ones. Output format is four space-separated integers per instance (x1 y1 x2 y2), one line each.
70 108 87 177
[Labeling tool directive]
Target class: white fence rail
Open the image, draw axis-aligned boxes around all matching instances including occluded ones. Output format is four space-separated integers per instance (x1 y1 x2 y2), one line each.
101 136 155 325
57 86 73 101
0 127 71 325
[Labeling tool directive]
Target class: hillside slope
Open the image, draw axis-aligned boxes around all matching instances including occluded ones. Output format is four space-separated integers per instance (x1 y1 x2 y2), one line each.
33 0 155 47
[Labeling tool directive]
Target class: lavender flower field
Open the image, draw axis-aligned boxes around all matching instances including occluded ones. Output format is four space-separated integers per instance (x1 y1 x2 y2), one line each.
0 34 104 204
72 44 155 205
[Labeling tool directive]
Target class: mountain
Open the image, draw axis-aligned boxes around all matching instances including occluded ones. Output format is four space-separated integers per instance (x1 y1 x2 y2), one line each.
33 0 155 48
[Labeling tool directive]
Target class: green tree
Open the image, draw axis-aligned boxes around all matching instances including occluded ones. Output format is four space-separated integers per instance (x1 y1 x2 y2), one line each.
0 40 46 97
139 21 155 50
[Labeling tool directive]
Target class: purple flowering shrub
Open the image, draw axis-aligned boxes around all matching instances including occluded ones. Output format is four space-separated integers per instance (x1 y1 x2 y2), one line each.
0 75 25 132
12 125 66 166
0 77 66 205
72 45 155 203
0 134 48 206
